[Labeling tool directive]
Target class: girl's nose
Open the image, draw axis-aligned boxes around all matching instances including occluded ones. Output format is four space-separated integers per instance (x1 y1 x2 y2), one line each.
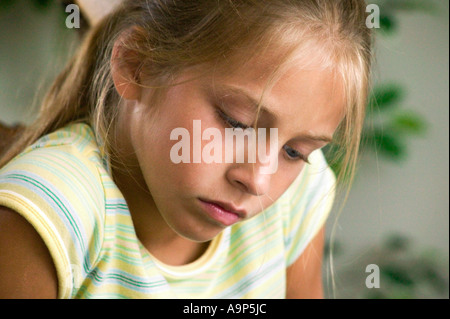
226 163 272 196
224 127 278 196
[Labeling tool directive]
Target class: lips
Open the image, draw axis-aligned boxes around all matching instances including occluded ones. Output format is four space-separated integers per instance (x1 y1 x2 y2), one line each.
199 198 247 226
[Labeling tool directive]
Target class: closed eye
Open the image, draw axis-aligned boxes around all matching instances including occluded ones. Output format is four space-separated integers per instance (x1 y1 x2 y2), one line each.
215 108 251 130
283 145 310 164
215 107 310 164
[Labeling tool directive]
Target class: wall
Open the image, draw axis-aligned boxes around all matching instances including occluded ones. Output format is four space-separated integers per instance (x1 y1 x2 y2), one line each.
325 0 449 298
0 1 77 124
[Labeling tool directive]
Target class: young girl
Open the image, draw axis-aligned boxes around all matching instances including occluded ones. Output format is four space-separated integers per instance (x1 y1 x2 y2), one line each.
0 0 372 298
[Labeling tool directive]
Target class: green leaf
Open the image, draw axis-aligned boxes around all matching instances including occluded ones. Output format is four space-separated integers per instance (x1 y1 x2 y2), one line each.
381 265 415 287
379 14 397 34
370 84 404 111
369 129 406 160
384 234 410 252
390 112 427 135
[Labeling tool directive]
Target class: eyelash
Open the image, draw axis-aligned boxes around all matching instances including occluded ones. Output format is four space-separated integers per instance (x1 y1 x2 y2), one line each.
215 108 251 129
215 108 310 164
283 145 310 164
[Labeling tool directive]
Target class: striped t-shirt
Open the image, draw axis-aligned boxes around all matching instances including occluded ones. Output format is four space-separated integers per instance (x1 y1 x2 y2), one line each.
0 123 336 298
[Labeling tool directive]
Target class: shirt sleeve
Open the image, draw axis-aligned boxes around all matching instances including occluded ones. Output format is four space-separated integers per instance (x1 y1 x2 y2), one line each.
0 140 106 298
282 149 336 267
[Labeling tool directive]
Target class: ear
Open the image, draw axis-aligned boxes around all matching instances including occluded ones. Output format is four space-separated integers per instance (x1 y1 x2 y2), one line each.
110 35 141 101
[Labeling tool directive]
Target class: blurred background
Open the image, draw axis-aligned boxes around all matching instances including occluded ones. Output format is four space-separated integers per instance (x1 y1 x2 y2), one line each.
0 0 448 298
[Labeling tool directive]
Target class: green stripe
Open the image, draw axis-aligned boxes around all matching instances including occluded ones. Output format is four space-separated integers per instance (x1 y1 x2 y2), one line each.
7 174 88 270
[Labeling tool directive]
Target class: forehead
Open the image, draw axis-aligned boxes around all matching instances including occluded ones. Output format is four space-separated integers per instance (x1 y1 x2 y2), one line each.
207 53 346 135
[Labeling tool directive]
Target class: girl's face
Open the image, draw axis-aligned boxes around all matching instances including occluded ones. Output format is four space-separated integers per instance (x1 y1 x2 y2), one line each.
117 54 345 243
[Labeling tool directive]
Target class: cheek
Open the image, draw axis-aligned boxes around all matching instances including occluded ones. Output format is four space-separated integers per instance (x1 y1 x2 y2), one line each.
133 112 225 194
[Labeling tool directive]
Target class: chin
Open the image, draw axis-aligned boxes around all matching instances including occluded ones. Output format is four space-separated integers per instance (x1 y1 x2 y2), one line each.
174 223 224 243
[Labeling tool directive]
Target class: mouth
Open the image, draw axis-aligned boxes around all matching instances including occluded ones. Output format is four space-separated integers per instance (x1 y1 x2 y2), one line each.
198 198 247 226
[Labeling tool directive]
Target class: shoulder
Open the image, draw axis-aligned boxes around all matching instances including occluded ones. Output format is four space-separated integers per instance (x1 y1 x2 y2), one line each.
0 123 105 204
0 123 107 298
0 123 106 225
279 150 336 266
283 150 336 207
0 205 58 298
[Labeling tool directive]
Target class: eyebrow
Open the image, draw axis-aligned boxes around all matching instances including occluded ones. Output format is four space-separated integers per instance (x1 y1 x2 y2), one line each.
210 84 334 144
